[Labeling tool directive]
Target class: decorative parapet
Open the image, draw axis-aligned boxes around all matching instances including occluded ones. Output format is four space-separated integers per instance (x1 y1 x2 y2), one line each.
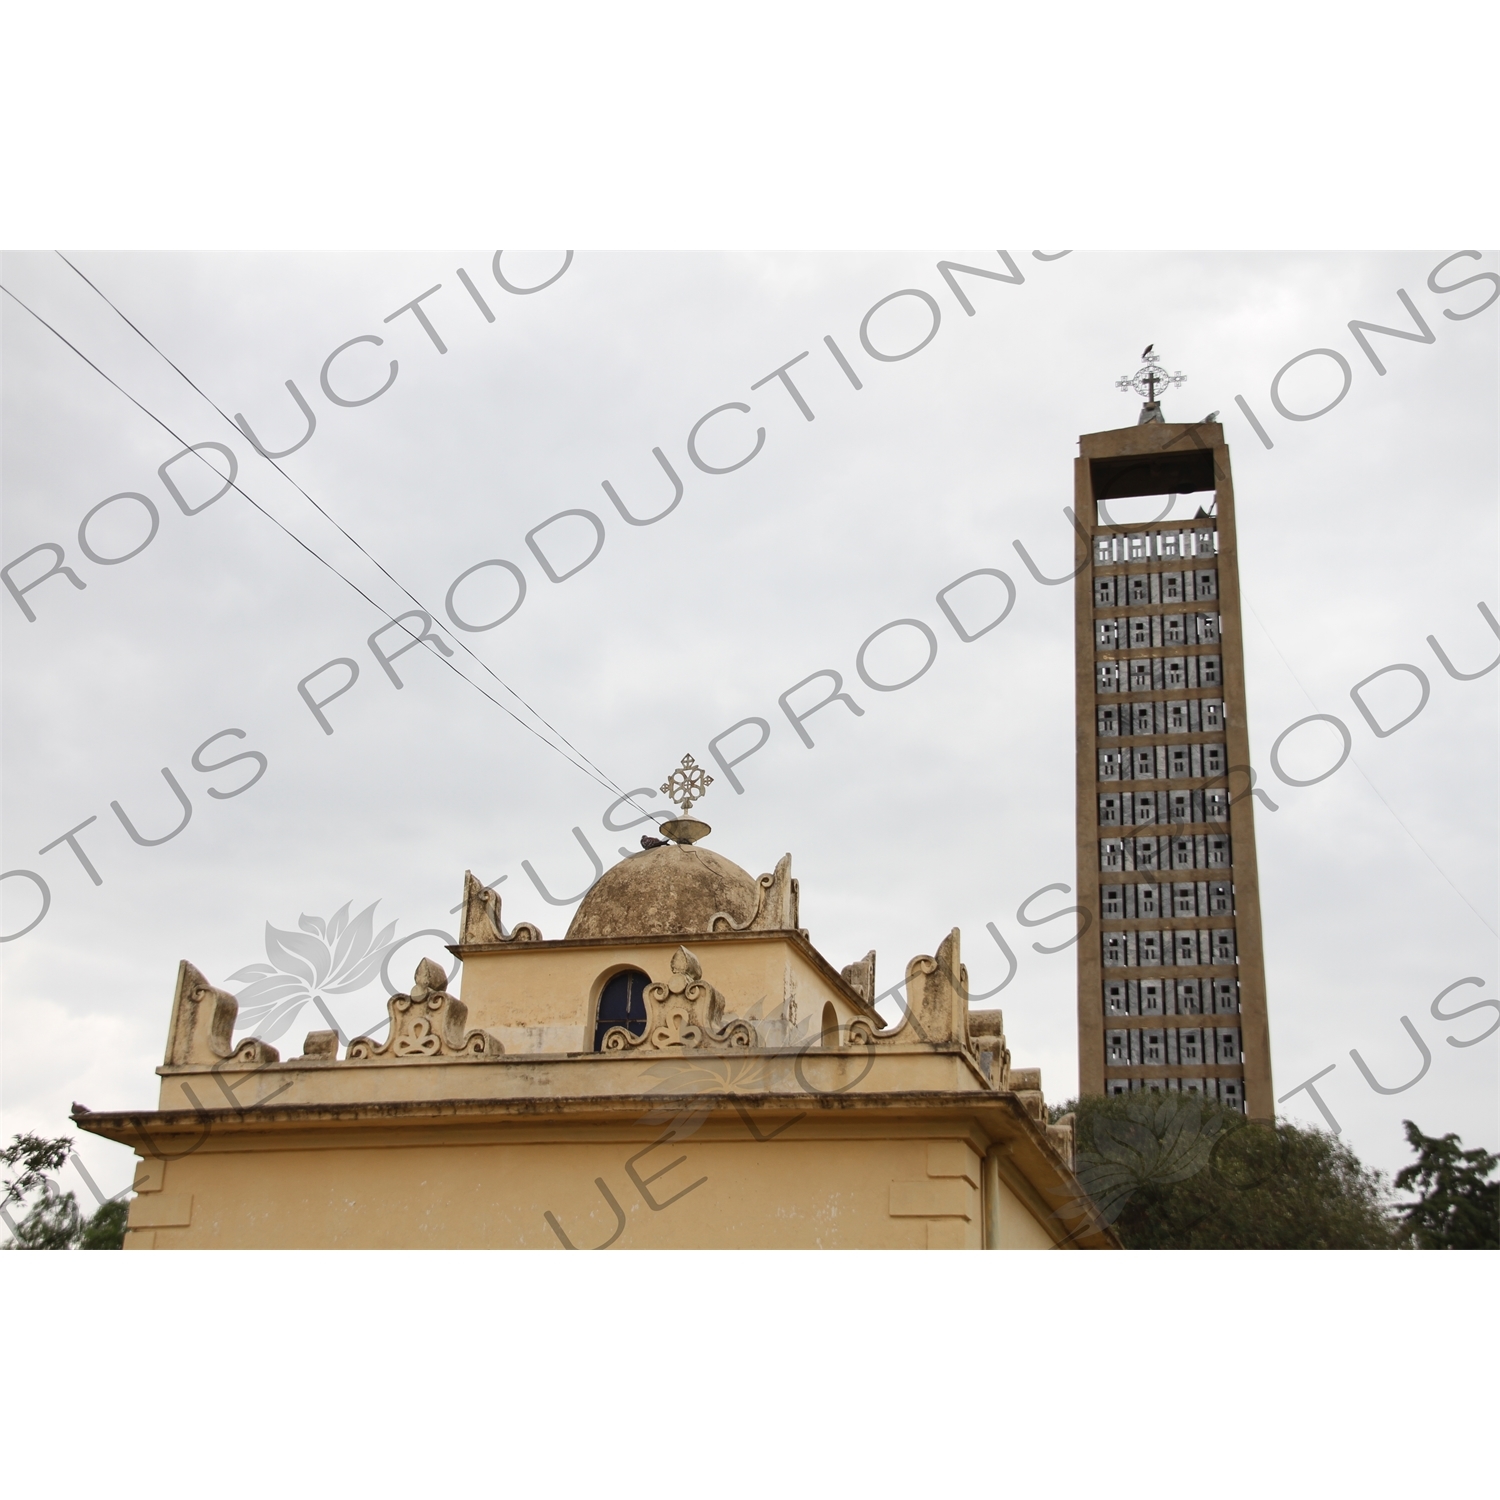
902 929 969 1046
600 945 756 1052
837 931 969 1049
969 1009 1011 1090
165 960 281 1067
293 1031 339 1061
841 950 876 1005
1010 1066 1046 1123
347 958 505 1061
460 871 542 945
1048 1112 1077 1171
840 952 885 1046
1003 1064 1075 1166
709 853 799 933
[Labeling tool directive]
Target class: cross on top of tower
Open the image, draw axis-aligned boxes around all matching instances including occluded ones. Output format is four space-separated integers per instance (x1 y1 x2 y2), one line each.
1116 345 1186 424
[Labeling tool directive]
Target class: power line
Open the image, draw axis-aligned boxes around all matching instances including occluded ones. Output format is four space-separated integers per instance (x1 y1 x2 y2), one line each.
55 252 640 814
0 277 643 814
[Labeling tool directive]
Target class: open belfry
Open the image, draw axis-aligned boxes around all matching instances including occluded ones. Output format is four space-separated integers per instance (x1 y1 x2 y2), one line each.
1074 352 1274 1117
77 756 1117 1249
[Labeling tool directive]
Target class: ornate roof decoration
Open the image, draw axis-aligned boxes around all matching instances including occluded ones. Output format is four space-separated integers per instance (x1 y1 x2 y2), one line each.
347 958 504 1062
598 945 756 1052
708 853 799 934
460 870 542 945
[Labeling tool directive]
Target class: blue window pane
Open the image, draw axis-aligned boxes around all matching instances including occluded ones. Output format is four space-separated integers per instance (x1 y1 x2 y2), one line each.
594 969 651 1051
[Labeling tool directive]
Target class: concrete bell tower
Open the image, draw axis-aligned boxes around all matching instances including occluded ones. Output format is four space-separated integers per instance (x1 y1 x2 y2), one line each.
1072 354 1274 1119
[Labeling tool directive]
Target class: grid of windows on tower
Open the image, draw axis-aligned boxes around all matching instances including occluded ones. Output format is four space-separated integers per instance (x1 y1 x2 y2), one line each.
1094 526 1217 571
1099 881 1233 919
1101 927 1237 967
1102 976 1239 1016
1096 655 1222 694
1105 1027 1242 1067
1099 741 1227 779
1099 700 1224 736
1081 495 1257 1116
1098 788 1229 825
1104 1076 1246 1109
1095 612 1220 650
1101 833 1231 872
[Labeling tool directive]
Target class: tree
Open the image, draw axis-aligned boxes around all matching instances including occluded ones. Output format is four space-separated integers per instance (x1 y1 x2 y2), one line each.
2 1131 128 1250
2 1132 73 1215
1055 1092 1395 1249
78 1198 129 1250
6 1184 85 1249
1393 1121 1499 1250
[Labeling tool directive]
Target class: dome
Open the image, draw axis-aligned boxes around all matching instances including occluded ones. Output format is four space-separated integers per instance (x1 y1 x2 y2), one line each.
566 842 762 940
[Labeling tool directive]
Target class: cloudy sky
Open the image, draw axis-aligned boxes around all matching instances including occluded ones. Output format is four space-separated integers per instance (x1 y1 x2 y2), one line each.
2 248 1495 1198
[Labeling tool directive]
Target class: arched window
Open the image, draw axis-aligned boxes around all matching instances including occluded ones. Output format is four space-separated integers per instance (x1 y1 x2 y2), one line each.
593 969 651 1051
821 1001 839 1048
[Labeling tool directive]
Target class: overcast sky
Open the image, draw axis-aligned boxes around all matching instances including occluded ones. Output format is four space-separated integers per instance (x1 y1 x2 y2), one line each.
3 249 1495 1197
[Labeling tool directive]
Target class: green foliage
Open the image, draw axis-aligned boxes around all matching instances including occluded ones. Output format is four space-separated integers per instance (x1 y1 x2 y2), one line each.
2 1132 74 1212
2 1129 128 1249
1393 1120 1499 1250
6 1184 85 1249
1059 1091 1396 1249
78 1198 129 1250
5 1186 129 1250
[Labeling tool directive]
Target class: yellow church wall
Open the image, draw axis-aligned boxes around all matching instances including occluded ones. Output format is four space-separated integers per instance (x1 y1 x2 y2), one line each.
456 931 861 1056
993 1175 1061 1250
123 1118 1008 1250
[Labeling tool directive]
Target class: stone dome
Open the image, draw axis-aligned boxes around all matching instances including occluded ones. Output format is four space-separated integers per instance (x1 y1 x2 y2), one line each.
566 842 762 940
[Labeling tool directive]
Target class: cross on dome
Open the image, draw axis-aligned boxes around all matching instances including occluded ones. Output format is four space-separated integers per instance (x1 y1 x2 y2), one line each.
660 753 713 815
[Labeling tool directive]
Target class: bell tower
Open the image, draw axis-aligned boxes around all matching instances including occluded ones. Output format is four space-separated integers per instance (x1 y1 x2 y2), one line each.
1073 354 1274 1118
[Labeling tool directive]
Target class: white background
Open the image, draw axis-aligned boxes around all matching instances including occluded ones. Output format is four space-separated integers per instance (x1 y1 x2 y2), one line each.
1 3 1496 1490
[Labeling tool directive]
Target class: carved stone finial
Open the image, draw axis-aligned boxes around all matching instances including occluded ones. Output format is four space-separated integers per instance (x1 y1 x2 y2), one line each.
841 950 877 1006
164 960 280 1068
709 853 799 933
599 945 756 1053
460 870 541 944
346 957 503 1062
669 945 702 981
1048 1112 1077 1170
902 929 969 1046
412 957 448 1002
296 1030 340 1061
165 960 236 1065
969 1009 1010 1089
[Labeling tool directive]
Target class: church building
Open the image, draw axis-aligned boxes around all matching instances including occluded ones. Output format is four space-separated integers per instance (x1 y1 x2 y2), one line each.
77 758 1115 1249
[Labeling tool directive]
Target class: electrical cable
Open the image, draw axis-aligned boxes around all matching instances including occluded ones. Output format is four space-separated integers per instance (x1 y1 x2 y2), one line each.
55 252 642 816
0 277 646 815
